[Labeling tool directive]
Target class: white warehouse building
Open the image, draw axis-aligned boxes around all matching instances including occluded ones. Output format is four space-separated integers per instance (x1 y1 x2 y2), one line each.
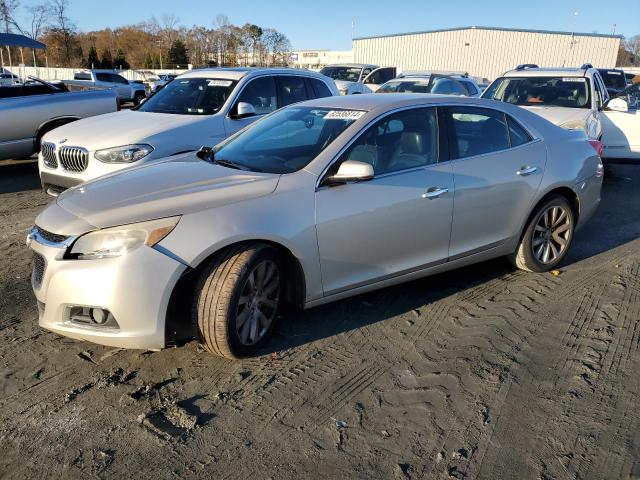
353 26 622 80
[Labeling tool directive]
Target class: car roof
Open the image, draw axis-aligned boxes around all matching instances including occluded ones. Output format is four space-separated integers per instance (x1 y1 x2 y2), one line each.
502 67 590 78
178 67 330 80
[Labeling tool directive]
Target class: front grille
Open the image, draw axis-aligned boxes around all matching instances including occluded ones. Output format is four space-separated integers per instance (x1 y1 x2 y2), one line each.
32 252 46 289
35 225 69 244
41 142 58 168
59 146 89 172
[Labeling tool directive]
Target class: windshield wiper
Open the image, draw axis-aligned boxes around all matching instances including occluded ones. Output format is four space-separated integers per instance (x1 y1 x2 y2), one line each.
211 157 248 171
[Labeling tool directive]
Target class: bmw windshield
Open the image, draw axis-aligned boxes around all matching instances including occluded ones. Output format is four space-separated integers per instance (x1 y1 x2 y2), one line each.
138 78 237 115
483 76 591 108
210 106 364 174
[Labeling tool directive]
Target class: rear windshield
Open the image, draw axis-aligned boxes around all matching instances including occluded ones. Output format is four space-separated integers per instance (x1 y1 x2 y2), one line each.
320 66 362 82
138 78 237 115
599 70 626 90
73 72 92 80
483 76 591 108
211 106 364 174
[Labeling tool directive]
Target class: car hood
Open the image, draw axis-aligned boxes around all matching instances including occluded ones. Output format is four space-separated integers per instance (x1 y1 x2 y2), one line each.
36 154 280 235
522 106 590 129
43 110 209 151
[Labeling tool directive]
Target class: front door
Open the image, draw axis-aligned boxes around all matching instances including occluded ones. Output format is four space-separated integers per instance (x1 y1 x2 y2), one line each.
601 83 640 159
315 107 454 295
445 106 546 258
224 76 278 136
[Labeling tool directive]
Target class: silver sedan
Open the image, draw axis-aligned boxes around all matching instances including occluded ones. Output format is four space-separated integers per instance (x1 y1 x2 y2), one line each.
28 94 603 358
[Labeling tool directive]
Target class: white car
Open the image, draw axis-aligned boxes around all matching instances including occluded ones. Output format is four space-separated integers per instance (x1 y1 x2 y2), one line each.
483 64 640 159
67 70 147 105
320 64 397 94
376 73 481 96
601 83 640 159
38 68 339 195
151 74 178 93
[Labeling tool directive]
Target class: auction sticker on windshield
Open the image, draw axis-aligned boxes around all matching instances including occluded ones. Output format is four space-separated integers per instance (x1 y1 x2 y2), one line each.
325 110 366 120
208 80 233 87
562 78 586 82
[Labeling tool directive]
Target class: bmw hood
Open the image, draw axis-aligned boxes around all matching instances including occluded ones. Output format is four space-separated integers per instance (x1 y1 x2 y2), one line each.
42 110 208 151
523 106 591 130
36 154 280 234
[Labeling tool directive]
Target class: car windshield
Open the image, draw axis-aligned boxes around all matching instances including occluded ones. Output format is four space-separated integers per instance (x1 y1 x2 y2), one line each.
210 106 364 174
378 80 431 93
320 66 362 82
599 71 626 90
483 76 591 108
137 77 237 115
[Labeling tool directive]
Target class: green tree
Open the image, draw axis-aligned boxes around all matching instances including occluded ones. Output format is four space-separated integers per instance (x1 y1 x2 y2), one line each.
100 47 113 69
114 48 129 69
86 45 99 69
167 39 188 67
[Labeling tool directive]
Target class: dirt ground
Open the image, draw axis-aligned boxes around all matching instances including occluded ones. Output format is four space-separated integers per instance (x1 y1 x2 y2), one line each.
0 160 639 480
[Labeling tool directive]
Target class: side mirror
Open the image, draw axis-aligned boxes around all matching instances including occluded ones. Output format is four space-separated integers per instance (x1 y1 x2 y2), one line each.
324 160 374 185
606 97 629 113
196 145 213 160
232 102 256 119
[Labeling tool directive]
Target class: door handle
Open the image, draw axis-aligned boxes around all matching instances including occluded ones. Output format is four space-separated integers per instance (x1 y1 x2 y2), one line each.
422 187 449 199
516 166 538 176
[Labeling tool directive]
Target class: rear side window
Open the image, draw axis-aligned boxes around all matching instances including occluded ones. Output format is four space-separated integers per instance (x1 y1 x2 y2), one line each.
506 116 532 147
237 76 278 115
96 73 111 82
448 107 509 158
278 76 309 107
307 78 332 98
74 72 92 81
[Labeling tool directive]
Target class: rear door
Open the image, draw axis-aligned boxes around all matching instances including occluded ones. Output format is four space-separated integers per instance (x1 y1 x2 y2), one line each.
363 67 397 92
445 106 546 258
601 83 640 159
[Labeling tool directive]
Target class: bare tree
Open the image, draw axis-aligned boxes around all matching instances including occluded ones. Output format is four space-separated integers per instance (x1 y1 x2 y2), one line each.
0 0 20 34
48 0 77 65
25 2 50 39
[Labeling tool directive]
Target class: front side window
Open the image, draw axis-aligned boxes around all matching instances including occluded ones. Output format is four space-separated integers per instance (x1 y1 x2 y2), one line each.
278 76 308 107
336 108 438 176
308 78 332 98
236 76 277 115
319 66 363 82
448 107 509 159
138 78 237 115
211 107 362 174
483 76 591 108
112 74 129 84
96 73 111 82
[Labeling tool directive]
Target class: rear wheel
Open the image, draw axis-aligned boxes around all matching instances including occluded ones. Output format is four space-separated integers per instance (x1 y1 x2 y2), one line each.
193 244 282 358
511 195 575 272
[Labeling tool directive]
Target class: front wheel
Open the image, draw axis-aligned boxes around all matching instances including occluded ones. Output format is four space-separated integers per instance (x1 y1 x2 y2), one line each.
510 196 575 273
133 91 146 106
193 244 282 358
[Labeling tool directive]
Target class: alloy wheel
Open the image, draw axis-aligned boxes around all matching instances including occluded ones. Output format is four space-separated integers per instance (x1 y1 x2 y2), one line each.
235 260 280 346
531 206 572 264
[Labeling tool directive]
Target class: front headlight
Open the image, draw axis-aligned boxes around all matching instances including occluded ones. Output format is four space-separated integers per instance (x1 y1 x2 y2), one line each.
94 144 153 163
69 216 180 260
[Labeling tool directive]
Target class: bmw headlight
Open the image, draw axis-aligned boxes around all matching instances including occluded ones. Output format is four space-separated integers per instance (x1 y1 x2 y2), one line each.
69 217 180 260
94 144 153 163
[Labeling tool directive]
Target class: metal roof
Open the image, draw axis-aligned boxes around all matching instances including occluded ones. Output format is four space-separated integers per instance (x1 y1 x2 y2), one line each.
353 26 622 42
0 33 46 49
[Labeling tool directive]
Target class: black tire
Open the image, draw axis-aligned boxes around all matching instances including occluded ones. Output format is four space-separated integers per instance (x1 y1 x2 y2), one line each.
193 243 282 358
510 195 575 273
133 91 146 106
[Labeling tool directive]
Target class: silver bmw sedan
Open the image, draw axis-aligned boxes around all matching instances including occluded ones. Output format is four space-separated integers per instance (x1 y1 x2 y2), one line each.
28 94 603 358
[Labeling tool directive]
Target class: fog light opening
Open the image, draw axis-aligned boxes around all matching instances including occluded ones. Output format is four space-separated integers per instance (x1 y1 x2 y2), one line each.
67 306 118 329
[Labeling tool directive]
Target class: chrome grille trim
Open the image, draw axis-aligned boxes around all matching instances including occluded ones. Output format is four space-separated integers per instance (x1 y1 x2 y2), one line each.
27 225 76 248
32 252 46 289
59 146 89 172
35 226 69 244
41 142 58 168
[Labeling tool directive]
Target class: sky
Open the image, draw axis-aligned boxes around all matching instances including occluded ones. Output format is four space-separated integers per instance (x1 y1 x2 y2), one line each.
18 0 640 50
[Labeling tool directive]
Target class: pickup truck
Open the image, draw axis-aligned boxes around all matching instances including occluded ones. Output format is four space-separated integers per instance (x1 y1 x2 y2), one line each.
0 76 119 161
66 70 147 105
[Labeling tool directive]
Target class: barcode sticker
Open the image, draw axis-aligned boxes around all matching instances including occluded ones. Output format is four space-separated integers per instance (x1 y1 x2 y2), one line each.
208 80 233 87
325 110 366 120
562 77 586 82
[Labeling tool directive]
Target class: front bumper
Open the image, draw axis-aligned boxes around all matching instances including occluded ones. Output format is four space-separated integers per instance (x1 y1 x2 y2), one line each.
30 236 187 350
